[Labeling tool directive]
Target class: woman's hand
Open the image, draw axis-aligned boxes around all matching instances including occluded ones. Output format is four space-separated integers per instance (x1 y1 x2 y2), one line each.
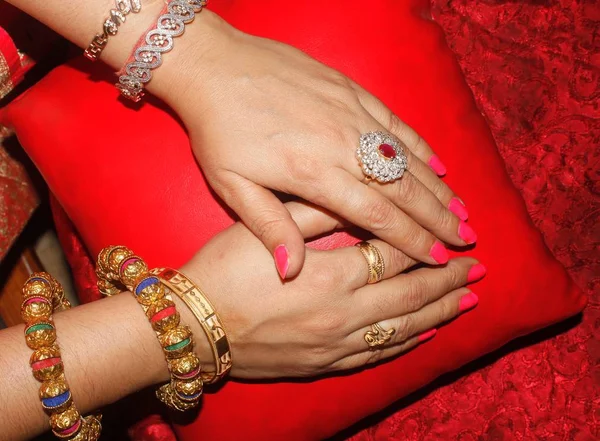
162 11 476 280
181 201 483 379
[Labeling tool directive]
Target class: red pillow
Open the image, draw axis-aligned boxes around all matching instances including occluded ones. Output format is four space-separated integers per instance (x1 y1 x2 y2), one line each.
1 1 586 440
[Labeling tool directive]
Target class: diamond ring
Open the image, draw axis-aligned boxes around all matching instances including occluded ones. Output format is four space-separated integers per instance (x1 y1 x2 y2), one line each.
357 131 408 183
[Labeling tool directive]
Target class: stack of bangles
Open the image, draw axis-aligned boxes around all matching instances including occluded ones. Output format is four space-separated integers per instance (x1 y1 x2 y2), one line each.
96 245 232 411
21 246 231 439
85 0 208 101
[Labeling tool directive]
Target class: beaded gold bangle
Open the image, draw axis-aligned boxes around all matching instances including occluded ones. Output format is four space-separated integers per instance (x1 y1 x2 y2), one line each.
21 273 102 441
115 0 208 102
84 0 143 61
151 267 232 385
96 246 203 411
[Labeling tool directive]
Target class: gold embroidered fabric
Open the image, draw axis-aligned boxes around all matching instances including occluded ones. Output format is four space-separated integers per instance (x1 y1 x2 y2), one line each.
0 22 39 262
0 49 13 99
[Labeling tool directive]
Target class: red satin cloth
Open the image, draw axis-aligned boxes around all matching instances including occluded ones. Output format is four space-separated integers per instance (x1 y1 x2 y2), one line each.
48 0 599 440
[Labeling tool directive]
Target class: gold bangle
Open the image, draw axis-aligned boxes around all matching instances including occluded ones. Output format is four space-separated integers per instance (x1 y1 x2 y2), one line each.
84 0 143 61
96 246 203 411
21 273 102 441
151 267 232 385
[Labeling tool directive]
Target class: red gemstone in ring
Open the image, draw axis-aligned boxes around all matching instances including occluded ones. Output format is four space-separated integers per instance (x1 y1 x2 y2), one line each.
378 143 397 159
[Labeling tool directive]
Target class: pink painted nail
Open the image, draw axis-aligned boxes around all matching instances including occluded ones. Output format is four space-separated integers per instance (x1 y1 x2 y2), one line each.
418 328 437 342
467 263 487 283
448 197 468 221
274 244 289 279
428 155 447 176
459 292 479 312
458 221 477 244
429 241 449 264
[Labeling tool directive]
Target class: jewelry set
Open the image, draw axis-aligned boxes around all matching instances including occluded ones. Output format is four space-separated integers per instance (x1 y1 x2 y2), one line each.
22 246 231 440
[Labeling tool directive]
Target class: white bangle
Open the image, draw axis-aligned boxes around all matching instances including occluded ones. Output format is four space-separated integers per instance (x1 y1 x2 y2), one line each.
115 0 207 102
84 0 143 61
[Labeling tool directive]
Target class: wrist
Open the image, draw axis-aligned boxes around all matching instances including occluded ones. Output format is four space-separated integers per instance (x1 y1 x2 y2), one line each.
148 9 237 109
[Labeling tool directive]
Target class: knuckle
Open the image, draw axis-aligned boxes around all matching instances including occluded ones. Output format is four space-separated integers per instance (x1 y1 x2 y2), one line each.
396 174 422 209
386 247 410 274
326 125 354 148
446 260 467 288
310 310 348 338
309 259 344 290
407 226 434 255
249 213 286 242
430 177 451 200
364 199 397 232
403 274 429 311
388 112 405 138
365 348 385 365
394 314 415 342
286 154 321 183
436 298 454 323
328 71 353 90
433 205 455 231
412 134 427 155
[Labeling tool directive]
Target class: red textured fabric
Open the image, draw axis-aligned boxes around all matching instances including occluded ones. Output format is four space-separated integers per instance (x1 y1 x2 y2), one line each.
348 1 600 440
0 1 588 440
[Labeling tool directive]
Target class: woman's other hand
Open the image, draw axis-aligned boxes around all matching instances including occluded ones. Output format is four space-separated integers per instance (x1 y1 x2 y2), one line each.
181 201 484 379
159 11 476 280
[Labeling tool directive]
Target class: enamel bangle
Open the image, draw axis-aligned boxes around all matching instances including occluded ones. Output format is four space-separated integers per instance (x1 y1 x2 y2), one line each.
96 246 203 411
21 273 102 441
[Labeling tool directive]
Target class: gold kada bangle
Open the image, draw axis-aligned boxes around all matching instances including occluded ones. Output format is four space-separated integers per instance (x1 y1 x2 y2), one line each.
96 246 203 411
151 268 232 384
21 273 102 441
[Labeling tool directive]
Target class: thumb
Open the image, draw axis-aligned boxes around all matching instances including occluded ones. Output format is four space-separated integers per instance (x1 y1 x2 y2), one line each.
217 174 306 280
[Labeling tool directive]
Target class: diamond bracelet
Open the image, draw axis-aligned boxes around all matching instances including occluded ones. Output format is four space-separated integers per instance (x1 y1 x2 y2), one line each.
85 0 143 61
115 0 207 102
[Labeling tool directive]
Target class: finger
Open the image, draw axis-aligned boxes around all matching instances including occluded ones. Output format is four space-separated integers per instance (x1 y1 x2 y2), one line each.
366 170 475 246
328 330 429 372
285 201 345 238
398 141 469 222
337 287 478 369
352 83 470 220
350 81 447 176
327 239 417 288
216 173 306 280
312 169 449 265
351 257 484 328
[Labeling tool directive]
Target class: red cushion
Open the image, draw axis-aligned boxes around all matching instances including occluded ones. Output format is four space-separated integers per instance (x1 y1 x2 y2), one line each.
0 1 586 440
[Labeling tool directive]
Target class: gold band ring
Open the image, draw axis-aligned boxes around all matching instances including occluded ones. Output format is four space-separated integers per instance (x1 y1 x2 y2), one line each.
355 241 385 284
364 322 396 350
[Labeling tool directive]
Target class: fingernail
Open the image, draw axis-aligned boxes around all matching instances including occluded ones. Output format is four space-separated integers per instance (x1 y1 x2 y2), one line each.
467 263 487 282
458 221 477 244
429 241 449 264
448 197 468 221
459 292 479 312
418 328 437 342
428 155 447 176
274 244 289 279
